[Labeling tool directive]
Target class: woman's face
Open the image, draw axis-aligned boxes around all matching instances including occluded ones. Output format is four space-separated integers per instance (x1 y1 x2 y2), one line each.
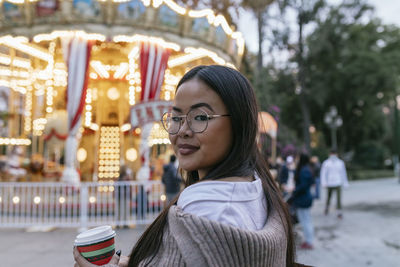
169 78 233 179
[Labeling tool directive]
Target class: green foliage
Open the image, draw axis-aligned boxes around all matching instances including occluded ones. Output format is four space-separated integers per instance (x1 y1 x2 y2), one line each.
352 141 389 169
305 2 400 156
347 169 394 180
250 0 400 169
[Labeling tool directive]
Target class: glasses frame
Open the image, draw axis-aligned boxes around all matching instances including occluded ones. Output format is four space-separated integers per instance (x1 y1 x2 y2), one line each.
161 108 230 135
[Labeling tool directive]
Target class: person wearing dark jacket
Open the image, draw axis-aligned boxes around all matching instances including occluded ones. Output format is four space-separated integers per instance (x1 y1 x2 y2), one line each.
289 153 314 249
162 155 182 203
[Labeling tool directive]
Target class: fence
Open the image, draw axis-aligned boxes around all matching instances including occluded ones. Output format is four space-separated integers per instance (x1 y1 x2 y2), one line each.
0 181 167 228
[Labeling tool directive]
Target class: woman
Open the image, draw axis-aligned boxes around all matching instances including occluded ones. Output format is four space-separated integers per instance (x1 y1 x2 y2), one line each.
74 65 296 266
289 153 315 249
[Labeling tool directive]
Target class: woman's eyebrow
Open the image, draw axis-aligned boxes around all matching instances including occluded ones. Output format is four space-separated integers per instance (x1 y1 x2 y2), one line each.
172 107 182 112
172 103 214 112
190 103 214 111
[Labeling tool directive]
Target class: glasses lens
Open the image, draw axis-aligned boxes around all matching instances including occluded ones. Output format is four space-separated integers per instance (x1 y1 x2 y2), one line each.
162 112 180 134
188 109 208 133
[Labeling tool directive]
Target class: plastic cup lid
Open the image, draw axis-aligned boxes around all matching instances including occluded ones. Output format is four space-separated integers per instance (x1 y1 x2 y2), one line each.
74 225 116 246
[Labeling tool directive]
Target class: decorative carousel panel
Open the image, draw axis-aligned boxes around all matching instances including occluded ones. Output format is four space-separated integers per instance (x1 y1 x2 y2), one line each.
117 0 146 22
2 1 24 26
157 4 180 32
191 17 209 39
228 37 238 56
73 0 101 20
36 0 59 16
215 25 227 48
33 0 62 24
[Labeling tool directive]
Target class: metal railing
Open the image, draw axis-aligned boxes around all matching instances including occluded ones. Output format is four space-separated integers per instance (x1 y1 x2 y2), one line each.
0 181 167 228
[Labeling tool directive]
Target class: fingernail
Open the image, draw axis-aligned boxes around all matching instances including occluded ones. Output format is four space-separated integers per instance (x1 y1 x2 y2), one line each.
116 250 121 256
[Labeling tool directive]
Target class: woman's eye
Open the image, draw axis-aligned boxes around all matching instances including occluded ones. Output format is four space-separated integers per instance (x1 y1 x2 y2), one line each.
194 115 208 121
171 116 181 122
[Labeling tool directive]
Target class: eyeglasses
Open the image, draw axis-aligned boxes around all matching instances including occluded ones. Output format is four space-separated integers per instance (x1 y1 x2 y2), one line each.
161 108 230 135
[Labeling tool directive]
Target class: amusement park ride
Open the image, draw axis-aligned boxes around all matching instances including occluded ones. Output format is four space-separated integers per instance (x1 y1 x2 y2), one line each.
0 0 245 184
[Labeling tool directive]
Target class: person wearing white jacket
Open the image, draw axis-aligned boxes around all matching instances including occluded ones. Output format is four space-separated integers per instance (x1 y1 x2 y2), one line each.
320 149 349 218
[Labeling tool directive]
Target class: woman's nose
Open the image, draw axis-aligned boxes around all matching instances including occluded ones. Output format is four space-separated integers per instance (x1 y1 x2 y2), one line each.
177 117 193 137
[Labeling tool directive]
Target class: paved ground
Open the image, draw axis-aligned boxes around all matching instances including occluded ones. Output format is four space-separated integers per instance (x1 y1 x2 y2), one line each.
1 177 399 267
296 177 400 267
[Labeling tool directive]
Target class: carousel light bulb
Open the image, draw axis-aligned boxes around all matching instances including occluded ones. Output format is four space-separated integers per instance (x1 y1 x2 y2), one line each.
90 73 98 79
59 197 66 204
126 148 138 162
89 196 96 203
12 196 20 204
77 148 87 162
34 196 41 204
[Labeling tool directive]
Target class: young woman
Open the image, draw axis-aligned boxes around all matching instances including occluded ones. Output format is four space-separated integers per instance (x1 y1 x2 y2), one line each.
74 65 296 266
289 153 315 249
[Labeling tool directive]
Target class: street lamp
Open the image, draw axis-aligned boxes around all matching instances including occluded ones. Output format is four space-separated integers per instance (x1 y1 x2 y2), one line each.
324 106 343 150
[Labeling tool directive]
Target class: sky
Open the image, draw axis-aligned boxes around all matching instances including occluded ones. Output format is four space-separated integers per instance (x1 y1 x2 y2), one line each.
238 0 400 53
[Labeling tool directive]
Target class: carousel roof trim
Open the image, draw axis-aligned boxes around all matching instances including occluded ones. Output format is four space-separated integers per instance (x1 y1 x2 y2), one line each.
153 0 245 56
1 0 244 62
113 34 181 51
0 35 52 62
33 31 107 43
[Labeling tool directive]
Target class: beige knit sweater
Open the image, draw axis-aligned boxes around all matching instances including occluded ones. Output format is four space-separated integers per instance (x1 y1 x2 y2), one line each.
137 205 288 267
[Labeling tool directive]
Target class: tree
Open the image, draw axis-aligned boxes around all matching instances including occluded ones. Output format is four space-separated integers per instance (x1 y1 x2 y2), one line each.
272 0 326 153
241 0 274 88
256 0 400 169
241 0 274 94
304 0 400 164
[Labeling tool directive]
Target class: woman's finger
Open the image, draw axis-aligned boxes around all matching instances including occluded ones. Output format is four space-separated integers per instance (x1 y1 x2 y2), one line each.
118 255 130 267
73 246 96 267
108 250 121 265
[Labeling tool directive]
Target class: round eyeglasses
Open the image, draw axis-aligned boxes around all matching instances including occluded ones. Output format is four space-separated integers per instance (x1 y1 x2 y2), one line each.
161 108 230 135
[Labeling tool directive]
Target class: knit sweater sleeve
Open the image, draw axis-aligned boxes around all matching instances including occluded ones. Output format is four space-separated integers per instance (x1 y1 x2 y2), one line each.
166 205 287 267
138 222 186 267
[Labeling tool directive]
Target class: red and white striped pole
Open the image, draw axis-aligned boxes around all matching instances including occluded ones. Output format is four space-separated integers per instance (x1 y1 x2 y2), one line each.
136 42 170 181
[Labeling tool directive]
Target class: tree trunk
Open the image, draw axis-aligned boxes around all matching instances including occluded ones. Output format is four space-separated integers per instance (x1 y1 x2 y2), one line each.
298 91 311 153
297 11 311 153
255 9 264 89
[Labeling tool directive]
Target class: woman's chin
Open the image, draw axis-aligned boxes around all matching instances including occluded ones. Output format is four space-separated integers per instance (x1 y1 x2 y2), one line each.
177 161 197 172
179 166 196 172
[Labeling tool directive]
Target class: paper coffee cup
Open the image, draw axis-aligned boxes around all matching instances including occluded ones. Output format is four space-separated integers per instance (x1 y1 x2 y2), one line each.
75 225 116 266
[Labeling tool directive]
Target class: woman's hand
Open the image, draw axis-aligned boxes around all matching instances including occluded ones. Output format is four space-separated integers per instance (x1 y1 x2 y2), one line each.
118 255 129 267
73 246 122 267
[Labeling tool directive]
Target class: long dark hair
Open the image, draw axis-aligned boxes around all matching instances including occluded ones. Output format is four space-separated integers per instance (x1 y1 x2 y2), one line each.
128 65 296 266
295 153 310 183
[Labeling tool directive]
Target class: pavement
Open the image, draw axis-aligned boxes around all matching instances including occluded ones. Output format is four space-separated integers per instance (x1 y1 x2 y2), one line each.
296 177 400 267
1 177 399 267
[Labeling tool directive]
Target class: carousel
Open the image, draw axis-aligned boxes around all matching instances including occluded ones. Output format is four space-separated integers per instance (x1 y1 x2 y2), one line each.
0 0 244 184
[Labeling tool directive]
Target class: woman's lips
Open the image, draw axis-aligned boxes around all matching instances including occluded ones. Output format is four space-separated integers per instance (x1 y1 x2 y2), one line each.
178 144 199 155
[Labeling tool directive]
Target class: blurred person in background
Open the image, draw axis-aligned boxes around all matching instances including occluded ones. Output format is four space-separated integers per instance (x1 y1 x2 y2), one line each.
310 156 321 199
288 153 314 250
0 155 7 181
161 154 182 203
117 165 133 228
320 149 349 219
279 155 295 198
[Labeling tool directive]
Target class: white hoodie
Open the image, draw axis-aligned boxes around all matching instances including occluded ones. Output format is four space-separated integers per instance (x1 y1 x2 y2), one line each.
320 155 349 188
